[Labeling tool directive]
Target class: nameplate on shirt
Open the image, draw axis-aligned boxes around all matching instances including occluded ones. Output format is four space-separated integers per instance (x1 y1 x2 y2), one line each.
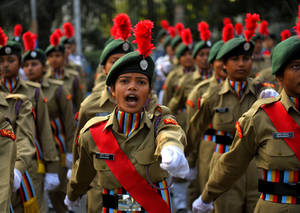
96 112 110 117
273 132 294 139
215 107 229 113
95 153 115 160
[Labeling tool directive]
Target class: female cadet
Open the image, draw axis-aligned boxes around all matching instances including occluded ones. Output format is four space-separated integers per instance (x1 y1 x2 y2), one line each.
192 27 300 213
187 15 261 213
22 31 76 212
65 20 189 213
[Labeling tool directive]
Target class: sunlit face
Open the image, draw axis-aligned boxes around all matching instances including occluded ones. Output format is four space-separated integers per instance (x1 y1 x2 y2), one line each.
111 73 151 113
224 55 252 81
23 59 45 82
47 51 65 70
103 53 125 76
213 59 227 80
179 50 194 69
195 48 210 70
0 55 20 79
277 59 300 98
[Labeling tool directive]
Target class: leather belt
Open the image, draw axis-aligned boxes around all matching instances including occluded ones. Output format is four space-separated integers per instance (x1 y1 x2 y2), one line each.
102 194 144 211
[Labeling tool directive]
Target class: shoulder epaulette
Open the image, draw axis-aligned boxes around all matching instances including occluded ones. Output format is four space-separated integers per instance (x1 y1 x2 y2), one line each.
153 105 171 117
244 96 280 118
24 80 41 88
6 93 28 101
80 115 110 135
65 69 79 77
48 78 64 86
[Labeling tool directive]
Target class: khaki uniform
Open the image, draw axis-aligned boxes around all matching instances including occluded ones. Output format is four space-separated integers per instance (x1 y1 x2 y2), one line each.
0 78 59 213
73 87 158 213
93 65 106 88
40 76 76 212
201 89 300 213
68 105 186 201
0 112 17 212
65 60 87 94
184 75 223 209
46 68 84 112
253 66 281 92
250 55 272 78
187 78 260 213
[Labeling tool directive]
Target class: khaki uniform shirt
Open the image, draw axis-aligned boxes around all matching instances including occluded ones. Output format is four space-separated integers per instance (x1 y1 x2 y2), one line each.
41 76 76 153
46 68 84 112
253 66 280 92
93 65 106 88
250 55 272 78
186 78 258 167
68 105 186 201
0 112 17 212
0 92 35 174
65 60 87 94
0 78 59 173
201 89 300 204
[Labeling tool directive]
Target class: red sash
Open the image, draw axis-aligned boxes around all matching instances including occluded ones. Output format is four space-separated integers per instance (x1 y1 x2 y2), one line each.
262 101 300 161
89 121 171 213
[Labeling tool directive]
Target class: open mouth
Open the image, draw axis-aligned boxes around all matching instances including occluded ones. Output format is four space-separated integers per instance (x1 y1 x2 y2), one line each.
125 94 139 103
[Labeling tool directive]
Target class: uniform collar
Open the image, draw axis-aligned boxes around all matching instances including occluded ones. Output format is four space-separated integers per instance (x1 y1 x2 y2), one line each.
218 77 256 96
40 76 50 88
0 92 9 106
280 89 300 113
0 76 27 93
99 86 115 107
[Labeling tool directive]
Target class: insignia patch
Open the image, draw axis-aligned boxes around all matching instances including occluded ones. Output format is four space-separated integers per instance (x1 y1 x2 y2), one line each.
0 129 16 141
32 108 36 120
273 132 294 139
140 59 148 70
186 99 194 108
163 118 178 125
79 85 83 90
244 42 250 51
74 111 79 121
5 47 11 54
43 97 48 103
31 51 37 58
95 152 115 160
66 94 72 100
215 107 229 113
235 122 243 138
206 41 212 47
197 97 201 109
122 42 129 51
261 82 276 88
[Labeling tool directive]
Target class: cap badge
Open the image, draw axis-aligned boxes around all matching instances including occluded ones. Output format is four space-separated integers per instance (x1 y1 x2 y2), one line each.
140 59 148 71
244 42 250 51
31 51 37 58
5 47 11 54
206 41 212 47
122 42 129 52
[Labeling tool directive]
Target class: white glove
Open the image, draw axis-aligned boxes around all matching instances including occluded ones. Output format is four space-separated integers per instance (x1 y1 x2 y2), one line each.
192 195 214 213
66 153 73 169
13 168 22 192
160 146 190 178
259 88 279 99
67 169 72 180
44 173 60 191
185 167 197 180
64 195 80 211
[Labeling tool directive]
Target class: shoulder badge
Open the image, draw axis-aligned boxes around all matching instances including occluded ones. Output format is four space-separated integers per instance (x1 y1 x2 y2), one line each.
163 118 178 126
197 97 201 109
43 97 48 103
0 129 16 141
235 121 243 138
66 94 72 100
186 99 194 108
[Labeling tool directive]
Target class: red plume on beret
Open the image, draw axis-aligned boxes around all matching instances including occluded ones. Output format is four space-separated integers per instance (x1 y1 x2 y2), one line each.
223 17 231 26
133 20 155 58
113 13 132 41
280 29 291 41
222 23 234 42
168 26 176 38
176 23 184 35
259 20 269 36
235 23 243 36
14 24 22 37
54 28 63 38
244 13 260 42
63 22 75 39
198 21 211 41
23 32 36 51
161 20 169 30
0 27 8 46
181 28 193 46
110 25 118 39
50 31 60 47
296 5 300 37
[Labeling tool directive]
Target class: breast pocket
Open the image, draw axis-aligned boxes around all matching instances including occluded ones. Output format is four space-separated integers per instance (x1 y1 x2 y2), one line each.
212 107 234 129
262 137 295 157
134 146 157 166
93 153 111 171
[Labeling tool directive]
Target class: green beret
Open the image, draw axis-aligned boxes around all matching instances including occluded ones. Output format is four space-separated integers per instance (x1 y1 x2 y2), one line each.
208 40 224 64
23 49 47 65
163 36 172 49
175 43 191 59
251 34 263 41
104 37 114 47
0 41 22 59
45 44 65 56
170 36 182 50
271 35 300 75
192 41 212 58
156 29 167 42
216 37 254 60
60 36 75 45
106 51 154 86
99 39 133 65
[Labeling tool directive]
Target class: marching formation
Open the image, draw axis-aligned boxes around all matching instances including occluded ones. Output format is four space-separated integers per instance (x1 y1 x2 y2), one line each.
0 6 300 213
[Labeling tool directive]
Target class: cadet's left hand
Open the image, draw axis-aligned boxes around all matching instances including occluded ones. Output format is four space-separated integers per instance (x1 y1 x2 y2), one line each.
160 145 190 178
44 173 60 191
66 153 73 169
192 195 214 213
259 88 279 99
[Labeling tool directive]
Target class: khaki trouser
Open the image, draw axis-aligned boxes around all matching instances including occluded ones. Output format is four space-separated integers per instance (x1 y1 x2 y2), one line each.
254 199 300 213
210 152 259 213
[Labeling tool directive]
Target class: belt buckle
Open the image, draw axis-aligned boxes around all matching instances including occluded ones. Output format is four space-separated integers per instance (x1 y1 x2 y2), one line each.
117 194 142 211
